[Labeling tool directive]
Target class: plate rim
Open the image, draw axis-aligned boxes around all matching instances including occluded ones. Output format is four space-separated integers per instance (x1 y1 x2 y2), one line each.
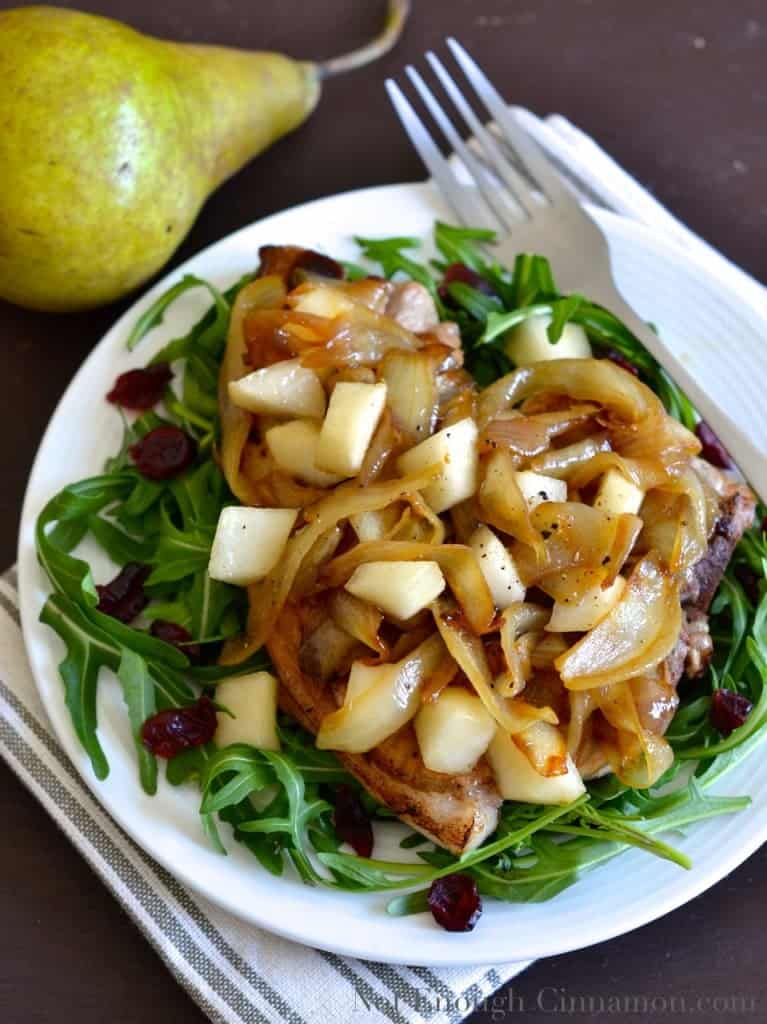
16 180 767 966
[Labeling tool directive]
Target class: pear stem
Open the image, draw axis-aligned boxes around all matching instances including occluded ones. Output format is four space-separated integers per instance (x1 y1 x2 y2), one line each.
317 0 411 78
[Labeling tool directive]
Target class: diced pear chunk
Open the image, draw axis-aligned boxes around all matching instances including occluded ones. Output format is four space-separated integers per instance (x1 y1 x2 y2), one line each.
469 525 526 608
265 419 344 487
414 688 496 774
515 469 567 510
228 359 326 419
316 381 387 477
594 468 645 515
396 417 479 513
504 316 591 366
345 560 446 620
546 575 626 632
208 507 297 585
487 727 586 804
215 671 280 750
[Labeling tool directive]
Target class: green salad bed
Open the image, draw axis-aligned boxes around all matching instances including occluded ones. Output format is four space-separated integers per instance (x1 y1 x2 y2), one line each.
35 223 767 913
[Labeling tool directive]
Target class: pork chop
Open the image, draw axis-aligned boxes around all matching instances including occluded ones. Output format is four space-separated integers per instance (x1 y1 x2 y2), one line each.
267 604 501 855
669 473 755 684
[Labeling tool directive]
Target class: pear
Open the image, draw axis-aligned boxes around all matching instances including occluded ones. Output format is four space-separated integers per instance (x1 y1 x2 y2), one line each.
0 4 409 312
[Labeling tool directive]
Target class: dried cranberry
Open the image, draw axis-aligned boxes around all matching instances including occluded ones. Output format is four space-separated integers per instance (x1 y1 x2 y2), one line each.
141 696 217 759
601 348 639 376
129 425 197 480
106 363 173 410
96 562 151 623
696 421 733 469
333 784 374 858
428 873 482 932
734 563 761 605
710 688 753 737
150 620 201 662
439 262 497 304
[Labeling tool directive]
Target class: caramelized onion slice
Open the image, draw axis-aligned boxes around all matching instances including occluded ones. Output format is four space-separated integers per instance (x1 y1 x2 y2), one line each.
636 490 681 565
432 597 558 734
514 720 569 777
240 445 326 510
479 448 543 555
610 406 700 464
596 681 675 787
567 690 596 755
299 617 360 682
529 502 642 585
662 465 711 574
555 556 682 690
529 434 612 479
479 414 550 458
607 730 674 788
531 632 569 670
538 566 608 603
380 349 440 443
526 403 601 435
316 633 446 753
358 407 401 486
328 589 385 653
404 491 446 545
478 358 659 428
349 505 403 543
219 276 287 503
324 540 495 634
292 526 343 597
568 451 669 491
497 602 550 696
287 277 394 316
297 303 422 370
482 402 601 458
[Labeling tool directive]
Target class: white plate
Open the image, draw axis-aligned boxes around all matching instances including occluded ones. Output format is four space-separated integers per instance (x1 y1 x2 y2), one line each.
18 182 767 966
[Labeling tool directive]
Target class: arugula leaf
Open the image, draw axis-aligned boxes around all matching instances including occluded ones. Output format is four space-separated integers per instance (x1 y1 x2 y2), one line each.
166 744 211 786
147 506 213 586
36 475 134 602
40 593 117 778
117 649 158 794
354 235 438 296
445 281 502 321
127 275 229 351
547 294 585 343
88 515 154 565
49 518 89 553
248 750 332 884
320 799 585 892
676 638 767 760
434 222 496 272
481 303 558 343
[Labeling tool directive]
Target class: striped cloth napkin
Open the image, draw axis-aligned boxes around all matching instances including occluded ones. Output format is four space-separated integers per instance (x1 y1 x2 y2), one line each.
2 114 764 1024
0 567 529 1024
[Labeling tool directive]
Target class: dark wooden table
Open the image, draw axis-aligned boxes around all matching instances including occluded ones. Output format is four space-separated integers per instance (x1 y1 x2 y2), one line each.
2 2 766 1021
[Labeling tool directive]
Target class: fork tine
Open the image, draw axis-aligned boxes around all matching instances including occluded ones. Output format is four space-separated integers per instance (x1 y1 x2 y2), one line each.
446 38 579 209
424 51 538 218
385 79 495 228
404 66 515 231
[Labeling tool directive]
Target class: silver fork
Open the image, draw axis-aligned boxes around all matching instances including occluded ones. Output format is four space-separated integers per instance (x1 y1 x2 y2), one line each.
386 39 767 501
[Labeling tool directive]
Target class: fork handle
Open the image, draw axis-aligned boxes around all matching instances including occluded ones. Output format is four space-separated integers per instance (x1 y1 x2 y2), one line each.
586 275 767 504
